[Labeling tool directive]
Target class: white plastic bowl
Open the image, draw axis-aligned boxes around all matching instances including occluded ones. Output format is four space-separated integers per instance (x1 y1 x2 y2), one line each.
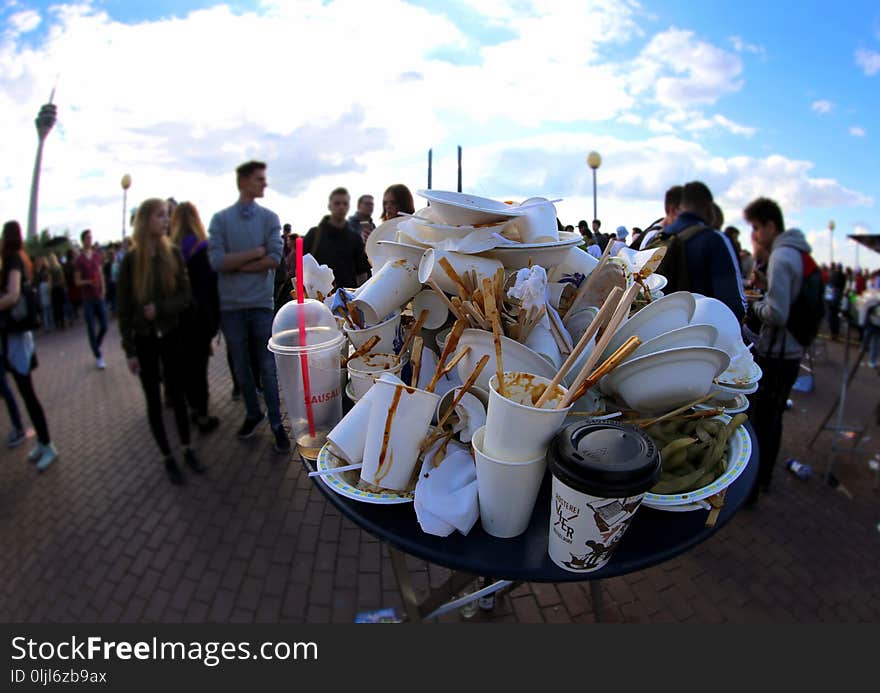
601 346 730 414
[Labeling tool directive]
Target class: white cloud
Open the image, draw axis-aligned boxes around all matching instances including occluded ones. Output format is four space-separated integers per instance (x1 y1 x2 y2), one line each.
728 35 764 56
856 48 880 76
5 8 41 35
849 126 866 137
628 28 743 107
811 99 833 114
682 113 756 137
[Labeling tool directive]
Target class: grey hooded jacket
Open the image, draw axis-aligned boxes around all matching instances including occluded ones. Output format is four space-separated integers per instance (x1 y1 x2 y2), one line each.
752 228 811 360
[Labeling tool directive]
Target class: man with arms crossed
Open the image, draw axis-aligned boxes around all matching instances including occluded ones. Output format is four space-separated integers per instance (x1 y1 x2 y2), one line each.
208 160 289 453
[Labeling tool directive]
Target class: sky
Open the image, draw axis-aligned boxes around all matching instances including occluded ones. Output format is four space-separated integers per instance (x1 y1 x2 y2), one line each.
1 0 879 269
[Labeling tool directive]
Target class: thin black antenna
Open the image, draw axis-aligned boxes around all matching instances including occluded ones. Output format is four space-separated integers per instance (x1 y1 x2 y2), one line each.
457 145 462 192
427 149 432 190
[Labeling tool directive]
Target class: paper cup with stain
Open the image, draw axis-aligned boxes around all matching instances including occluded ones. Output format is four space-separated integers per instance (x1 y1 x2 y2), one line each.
360 379 440 491
326 373 404 465
546 420 660 573
484 372 571 463
352 258 422 326
347 352 407 400
344 310 402 355
472 426 546 538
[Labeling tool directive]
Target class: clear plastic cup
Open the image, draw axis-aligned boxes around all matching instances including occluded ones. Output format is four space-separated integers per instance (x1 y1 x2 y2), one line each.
269 299 345 458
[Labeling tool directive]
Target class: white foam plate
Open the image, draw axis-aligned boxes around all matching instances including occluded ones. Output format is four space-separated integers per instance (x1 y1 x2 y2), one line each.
455 328 557 391
417 190 526 226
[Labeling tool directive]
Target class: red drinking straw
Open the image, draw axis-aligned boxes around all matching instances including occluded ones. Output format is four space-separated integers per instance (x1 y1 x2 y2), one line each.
295 238 316 438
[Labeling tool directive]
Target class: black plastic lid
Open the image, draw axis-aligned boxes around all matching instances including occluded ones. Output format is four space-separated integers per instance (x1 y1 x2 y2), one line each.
548 420 661 498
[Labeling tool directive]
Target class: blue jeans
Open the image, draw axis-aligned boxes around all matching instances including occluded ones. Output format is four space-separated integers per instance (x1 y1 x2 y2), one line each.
221 308 282 428
83 298 108 359
0 359 23 432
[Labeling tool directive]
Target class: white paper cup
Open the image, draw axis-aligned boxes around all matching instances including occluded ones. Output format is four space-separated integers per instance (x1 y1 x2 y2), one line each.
513 198 559 244
326 373 404 464
524 324 563 369
412 289 450 330
418 249 504 296
352 259 422 326
484 372 571 462
549 246 600 286
472 427 546 538
360 379 440 491
344 310 402 354
347 352 407 400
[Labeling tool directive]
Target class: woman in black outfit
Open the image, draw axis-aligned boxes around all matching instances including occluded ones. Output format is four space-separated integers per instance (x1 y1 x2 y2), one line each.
171 202 220 433
0 221 58 471
118 198 204 485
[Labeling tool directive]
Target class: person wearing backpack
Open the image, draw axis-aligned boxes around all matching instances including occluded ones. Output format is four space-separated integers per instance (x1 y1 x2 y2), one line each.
742 197 818 505
645 181 746 321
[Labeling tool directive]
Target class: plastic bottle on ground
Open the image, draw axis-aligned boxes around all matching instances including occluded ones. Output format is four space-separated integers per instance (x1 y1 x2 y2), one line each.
786 458 812 480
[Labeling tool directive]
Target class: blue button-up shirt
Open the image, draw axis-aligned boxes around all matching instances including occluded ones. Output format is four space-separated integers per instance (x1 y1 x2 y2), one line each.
208 201 283 311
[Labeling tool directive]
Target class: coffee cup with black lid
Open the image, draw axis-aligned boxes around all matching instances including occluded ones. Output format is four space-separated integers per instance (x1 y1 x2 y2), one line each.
547 420 660 573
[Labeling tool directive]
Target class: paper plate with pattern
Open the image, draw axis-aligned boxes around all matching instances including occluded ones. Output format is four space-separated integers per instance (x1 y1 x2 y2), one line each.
314 444 414 505
643 415 751 507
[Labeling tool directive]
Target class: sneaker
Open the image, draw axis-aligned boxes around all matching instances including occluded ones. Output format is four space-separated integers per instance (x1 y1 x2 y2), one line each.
164 456 186 485
27 443 45 463
272 425 291 454
197 415 220 435
236 413 265 439
96 356 106 370
6 429 26 448
35 443 58 472
183 448 206 474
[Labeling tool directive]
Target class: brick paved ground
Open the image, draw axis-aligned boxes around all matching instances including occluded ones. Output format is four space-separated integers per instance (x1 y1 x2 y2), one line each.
1 319 878 623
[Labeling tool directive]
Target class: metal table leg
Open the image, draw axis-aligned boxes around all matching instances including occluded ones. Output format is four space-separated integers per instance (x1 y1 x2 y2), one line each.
389 547 424 624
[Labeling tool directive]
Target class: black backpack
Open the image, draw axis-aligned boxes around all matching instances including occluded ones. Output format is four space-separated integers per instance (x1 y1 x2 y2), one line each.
643 223 710 294
786 252 824 347
1 280 41 333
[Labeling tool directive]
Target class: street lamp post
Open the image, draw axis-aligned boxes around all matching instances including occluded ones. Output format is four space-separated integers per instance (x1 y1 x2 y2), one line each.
587 151 602 221
828 220 835 265
121 174 132 242
27 92 58 241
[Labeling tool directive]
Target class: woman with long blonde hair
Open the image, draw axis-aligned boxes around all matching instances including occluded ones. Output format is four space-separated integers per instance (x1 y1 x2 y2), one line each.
171 201 220 434
117 198 203 484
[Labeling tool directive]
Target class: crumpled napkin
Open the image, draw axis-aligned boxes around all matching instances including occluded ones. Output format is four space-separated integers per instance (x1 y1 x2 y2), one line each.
302 253 335 299
414 439 479 537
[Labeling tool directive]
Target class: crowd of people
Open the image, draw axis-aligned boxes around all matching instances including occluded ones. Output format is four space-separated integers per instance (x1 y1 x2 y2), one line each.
0 161 415 486
2 167 878 501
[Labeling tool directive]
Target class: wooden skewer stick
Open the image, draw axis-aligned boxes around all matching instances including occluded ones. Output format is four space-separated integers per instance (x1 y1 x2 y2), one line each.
559 282 641 408
338 291 363 329
437 257 471 299
557 335 641 409
482 277 506 397
341 334 381 367
409 336 424 387
533 286 623 409
570 235 615 314
434 353 490 434
462 301 489 330
333 306 355 329
426 319 468 393
426 280 466 322
434 345 471 382
494 267 505 308
705 488 727 528
398 309 430 356
638 394 717 429
571 336 641 401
